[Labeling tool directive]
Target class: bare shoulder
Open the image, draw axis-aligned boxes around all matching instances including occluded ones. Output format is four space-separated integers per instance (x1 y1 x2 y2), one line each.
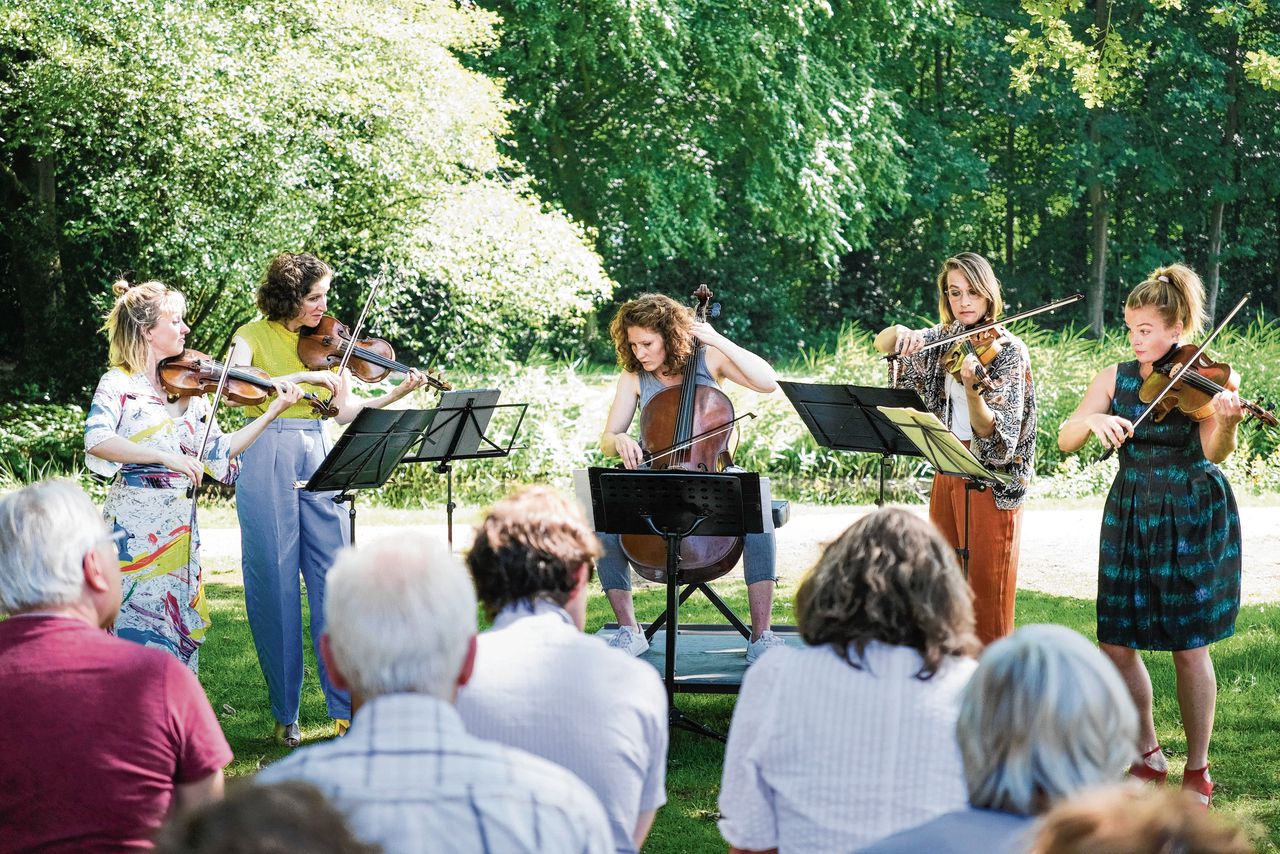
616 370 641 394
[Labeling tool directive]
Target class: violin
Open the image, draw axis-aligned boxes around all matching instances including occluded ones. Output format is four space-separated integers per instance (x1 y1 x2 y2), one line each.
1140 344 1278 426
159 349 338 418
297 315 451 391
620 285 746 585
943 325 1005 392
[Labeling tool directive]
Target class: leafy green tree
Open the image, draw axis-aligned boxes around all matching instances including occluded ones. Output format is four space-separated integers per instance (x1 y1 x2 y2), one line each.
472 0 929 355
0 0 612 396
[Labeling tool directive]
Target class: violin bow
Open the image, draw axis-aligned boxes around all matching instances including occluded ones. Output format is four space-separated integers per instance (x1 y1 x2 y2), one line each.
325 271 387 410
886 292 1085 362
1099 292 1250 462
641 412 757 468
185 346 236 567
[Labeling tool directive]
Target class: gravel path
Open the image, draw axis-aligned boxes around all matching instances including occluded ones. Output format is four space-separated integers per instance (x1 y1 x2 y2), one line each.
199 502 1280 603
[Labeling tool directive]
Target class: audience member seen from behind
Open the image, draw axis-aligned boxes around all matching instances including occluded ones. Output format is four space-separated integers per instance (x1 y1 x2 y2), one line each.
457 486 668 853
155 780 380 854
254 532 614 853
718 507 981 854
1029 784 1255 854
859 623 1140 854
0 480 232 853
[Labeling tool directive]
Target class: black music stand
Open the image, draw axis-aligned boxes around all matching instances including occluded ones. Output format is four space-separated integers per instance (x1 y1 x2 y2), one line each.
874 406 1010 578
304 408 436 546
400 389 527 547
779 382 928 505
588 467 764 741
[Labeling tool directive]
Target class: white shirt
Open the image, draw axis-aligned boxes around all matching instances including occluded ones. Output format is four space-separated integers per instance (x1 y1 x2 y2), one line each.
256 692 614 854
945 374 974 440
718 641 976 854
457 599 668 854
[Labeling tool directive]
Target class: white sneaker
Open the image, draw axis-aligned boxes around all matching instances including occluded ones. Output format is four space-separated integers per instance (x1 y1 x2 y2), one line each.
608 625 650 657
746 630 786 664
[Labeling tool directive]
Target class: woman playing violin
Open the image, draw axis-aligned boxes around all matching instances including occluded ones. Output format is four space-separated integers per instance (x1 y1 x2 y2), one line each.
229 252 428 747
84 279 303 672
874 252 1037 645
600 293 785 663
1057 264 1242 806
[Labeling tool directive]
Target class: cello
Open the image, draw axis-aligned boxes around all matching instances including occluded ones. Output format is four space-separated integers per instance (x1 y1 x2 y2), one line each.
620 285 747 584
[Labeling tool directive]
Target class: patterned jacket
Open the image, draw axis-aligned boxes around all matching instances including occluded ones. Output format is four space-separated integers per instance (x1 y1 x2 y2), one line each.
888 322 1037 509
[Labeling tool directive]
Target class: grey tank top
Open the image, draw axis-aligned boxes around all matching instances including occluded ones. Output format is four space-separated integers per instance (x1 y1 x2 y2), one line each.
637 349 719 410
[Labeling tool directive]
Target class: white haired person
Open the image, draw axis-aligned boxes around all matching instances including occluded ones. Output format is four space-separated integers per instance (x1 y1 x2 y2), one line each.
0 480 231 851
859 624 1140 853
718 507 981 854
84 278 301 671
255 532 614 853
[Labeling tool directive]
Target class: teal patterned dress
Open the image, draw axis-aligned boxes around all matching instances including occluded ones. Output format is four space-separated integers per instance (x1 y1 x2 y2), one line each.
1098 360 1241 651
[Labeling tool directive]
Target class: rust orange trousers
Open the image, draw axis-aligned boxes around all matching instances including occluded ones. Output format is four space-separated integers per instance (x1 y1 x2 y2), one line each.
928 471 1024 646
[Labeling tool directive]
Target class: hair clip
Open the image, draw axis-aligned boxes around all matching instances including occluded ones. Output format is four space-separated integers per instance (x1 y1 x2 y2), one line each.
1157 275 1170 283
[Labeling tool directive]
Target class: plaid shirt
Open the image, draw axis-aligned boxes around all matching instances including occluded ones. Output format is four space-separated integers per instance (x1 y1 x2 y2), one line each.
257 692 614 854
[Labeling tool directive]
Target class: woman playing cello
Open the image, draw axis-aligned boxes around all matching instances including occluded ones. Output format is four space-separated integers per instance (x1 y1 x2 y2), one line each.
600 292 785 663
1057 264 1243 806
874 253 1037 646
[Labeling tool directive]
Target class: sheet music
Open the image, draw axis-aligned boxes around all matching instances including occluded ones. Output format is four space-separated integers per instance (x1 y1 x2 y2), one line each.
874 406 1011 484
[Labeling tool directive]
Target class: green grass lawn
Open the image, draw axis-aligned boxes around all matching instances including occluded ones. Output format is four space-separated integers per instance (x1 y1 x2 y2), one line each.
200 581 1280 851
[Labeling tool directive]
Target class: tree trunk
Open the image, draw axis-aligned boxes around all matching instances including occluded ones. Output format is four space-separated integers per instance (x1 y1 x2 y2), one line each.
1206 29 1241 323
1206 200 1225 322
1085 0 1111 336
4 149 64 360
1087 116 1107 337
934 40 944 110
1275 195 1280 316
1005 106 1015 270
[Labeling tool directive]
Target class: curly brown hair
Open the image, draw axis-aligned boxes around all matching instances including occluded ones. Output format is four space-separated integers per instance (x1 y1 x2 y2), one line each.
608 293 694 375
795 507 979 678
466 486 603 621
256 252 333 322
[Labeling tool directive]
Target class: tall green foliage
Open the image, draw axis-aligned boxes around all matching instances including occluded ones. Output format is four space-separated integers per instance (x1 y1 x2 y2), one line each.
0 0 612 396
471 0 928 354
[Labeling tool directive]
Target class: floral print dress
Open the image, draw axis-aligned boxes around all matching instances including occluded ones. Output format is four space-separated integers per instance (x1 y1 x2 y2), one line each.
84 368 239 672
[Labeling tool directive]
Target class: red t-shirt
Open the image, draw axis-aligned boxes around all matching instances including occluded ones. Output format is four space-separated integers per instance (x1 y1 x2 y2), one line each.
0 615 232 852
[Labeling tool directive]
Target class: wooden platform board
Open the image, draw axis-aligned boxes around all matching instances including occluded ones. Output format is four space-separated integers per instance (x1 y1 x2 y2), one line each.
596 624 802 693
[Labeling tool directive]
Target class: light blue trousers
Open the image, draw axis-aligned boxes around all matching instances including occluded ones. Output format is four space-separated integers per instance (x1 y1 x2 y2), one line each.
236 419 351 723
595 531 778 590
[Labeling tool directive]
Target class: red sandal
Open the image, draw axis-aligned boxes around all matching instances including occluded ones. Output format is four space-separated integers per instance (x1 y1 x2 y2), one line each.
1182 763 1214 807
1129 745 1168 785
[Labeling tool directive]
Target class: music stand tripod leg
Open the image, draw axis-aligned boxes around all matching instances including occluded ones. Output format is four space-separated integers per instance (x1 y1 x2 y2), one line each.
434 461 456 548
693 582 751 640
646 515 726 743
877 453 891 507
959 478 988 581
333 491 357 547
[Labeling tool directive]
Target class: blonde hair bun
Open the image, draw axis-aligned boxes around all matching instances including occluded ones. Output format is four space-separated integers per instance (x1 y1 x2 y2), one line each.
111 279 132 297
